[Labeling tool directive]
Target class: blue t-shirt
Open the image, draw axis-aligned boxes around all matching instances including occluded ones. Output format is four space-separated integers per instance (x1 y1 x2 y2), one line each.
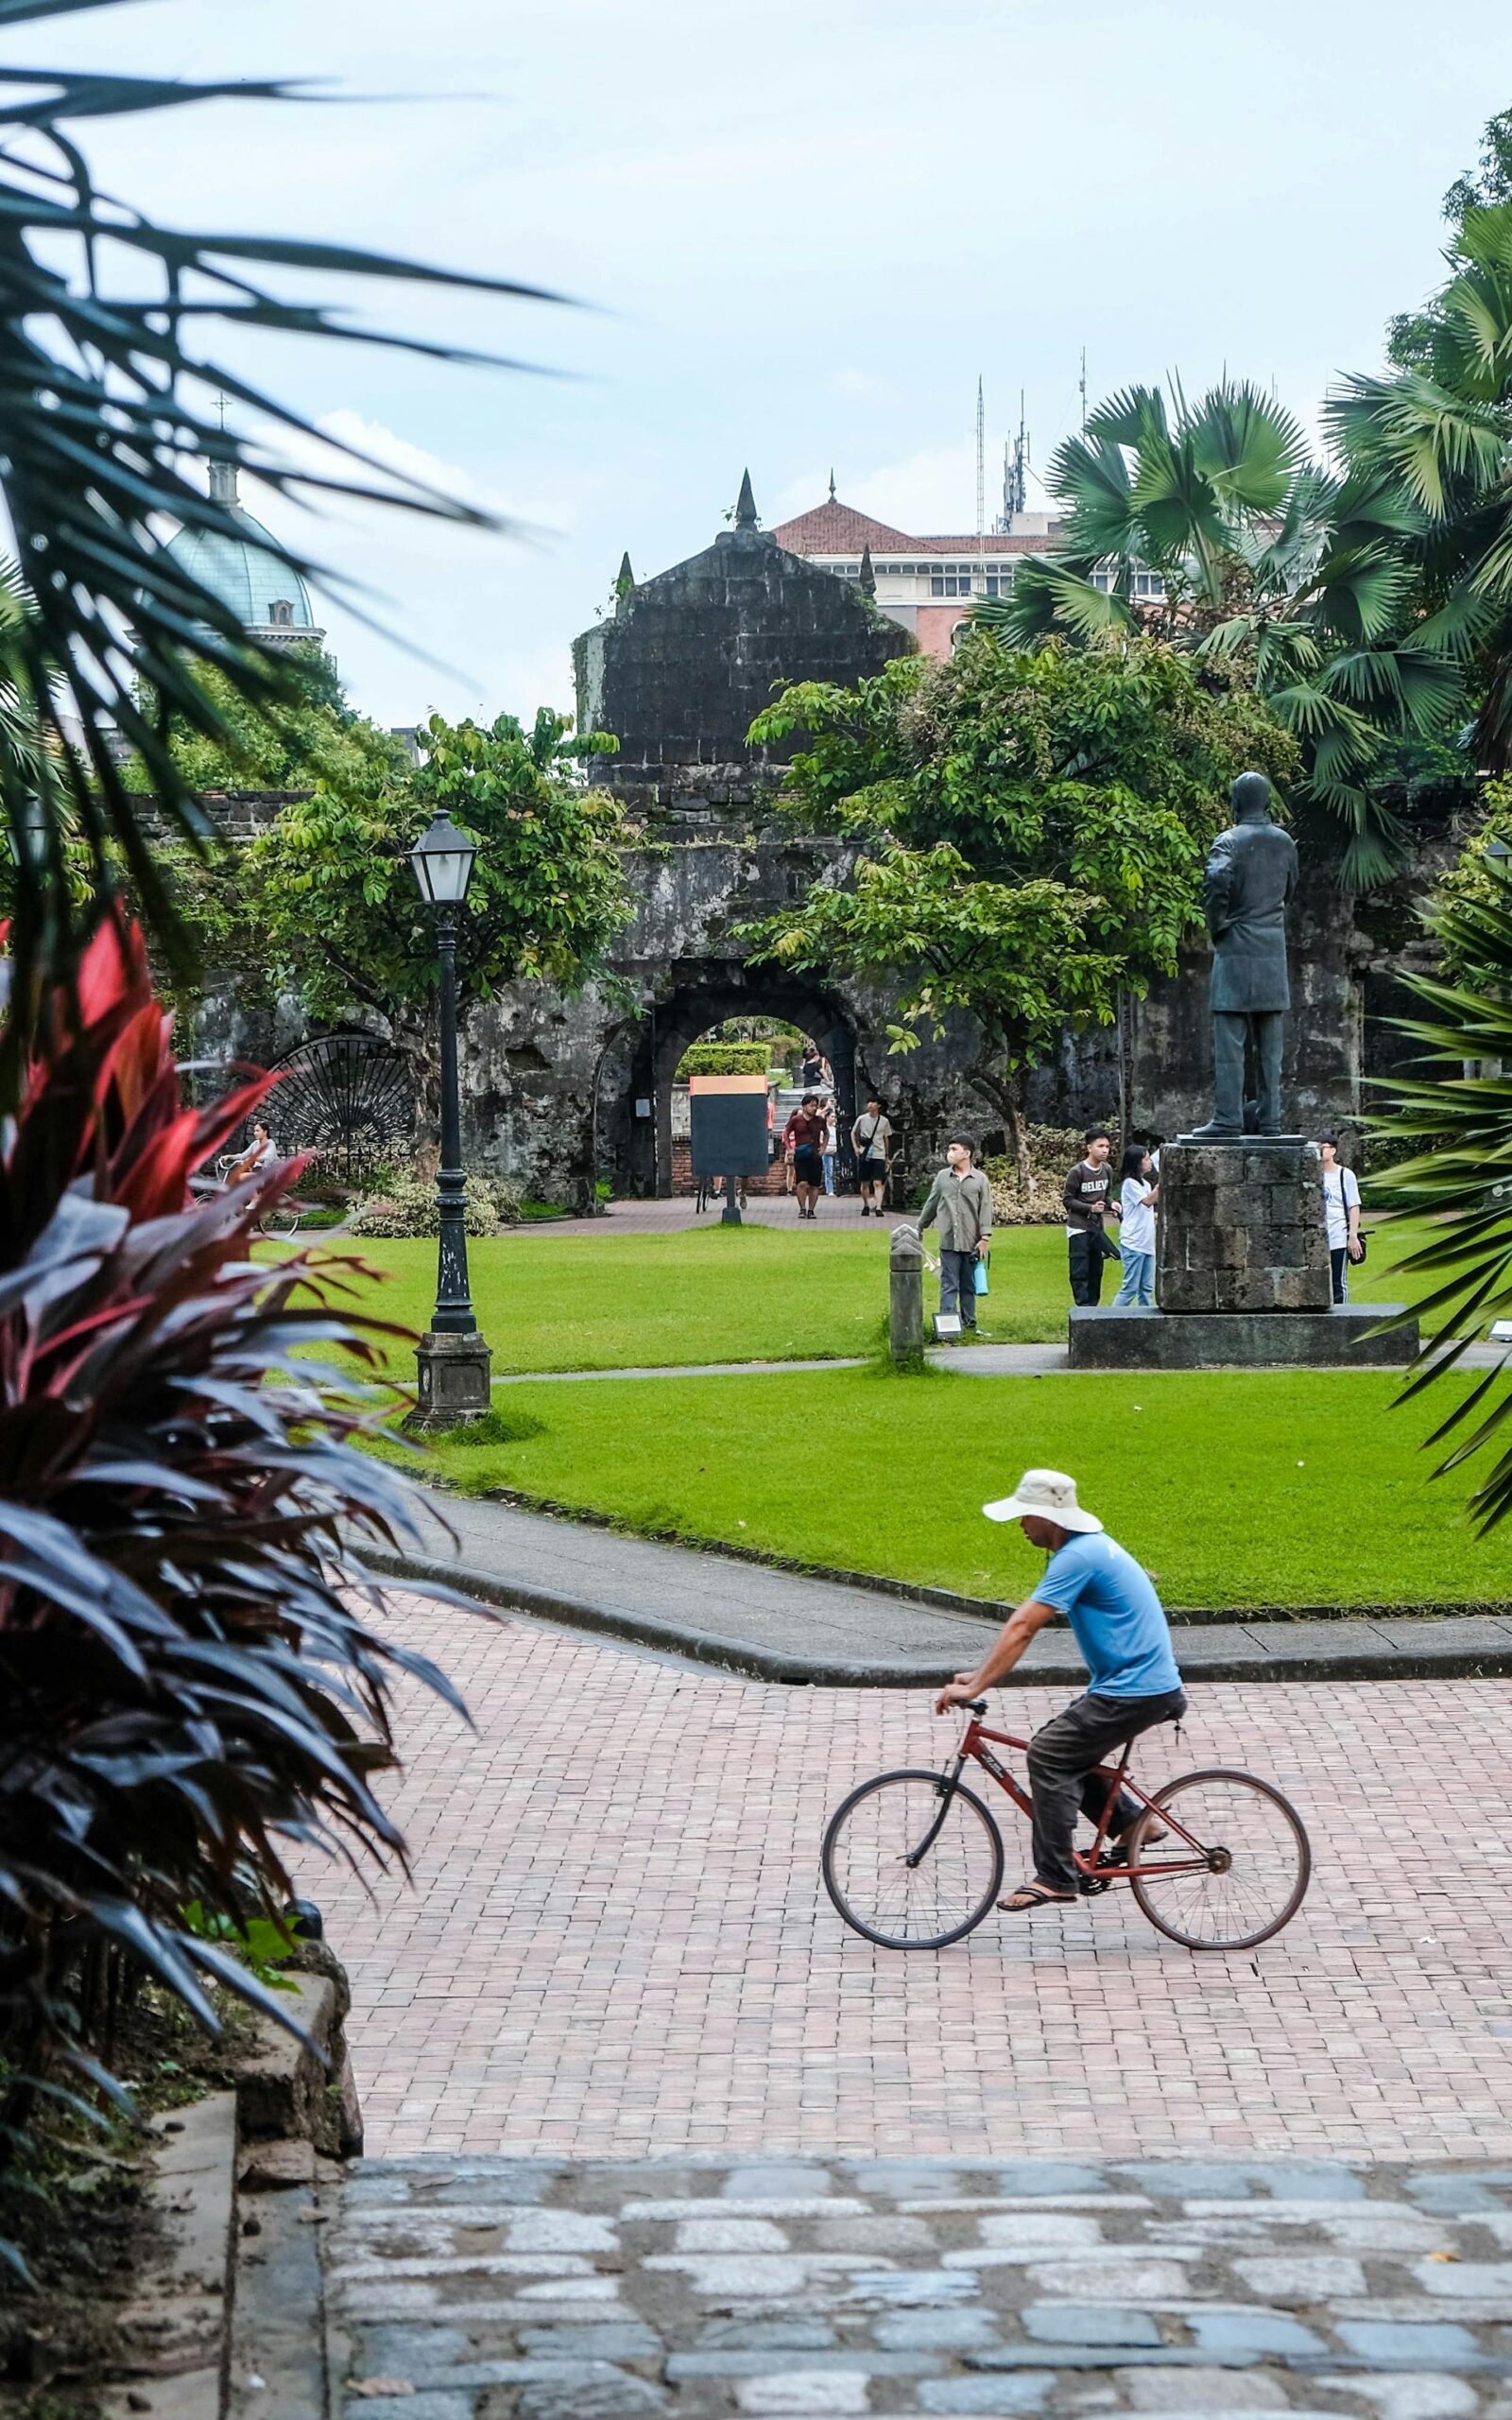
1034 1532 1182 1698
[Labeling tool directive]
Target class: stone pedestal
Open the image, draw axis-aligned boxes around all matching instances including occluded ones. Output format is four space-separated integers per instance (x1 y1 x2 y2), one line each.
1068 1137 1419 1369
1157 1139 1331 1313
408 1330 493 1429
1068 1304 1417 1369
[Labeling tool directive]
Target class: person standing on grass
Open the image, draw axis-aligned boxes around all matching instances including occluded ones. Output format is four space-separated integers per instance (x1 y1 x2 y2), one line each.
934 1468 1185 1914
1111 1142 1158 1308
917 1136 992 1335
1064 1128 1115 1306
851 1094 893 1218
784 1093 828 1220
1318 1133 1363 1302
820 1096 838 1197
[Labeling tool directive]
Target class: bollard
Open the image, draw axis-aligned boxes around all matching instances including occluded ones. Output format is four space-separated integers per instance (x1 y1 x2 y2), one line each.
889 1223 925 1361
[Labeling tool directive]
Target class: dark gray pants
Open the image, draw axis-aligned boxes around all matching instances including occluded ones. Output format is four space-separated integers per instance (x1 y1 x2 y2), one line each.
1212 1009 1283 1133
1028 1685 1188 1894
939 1248 978 1329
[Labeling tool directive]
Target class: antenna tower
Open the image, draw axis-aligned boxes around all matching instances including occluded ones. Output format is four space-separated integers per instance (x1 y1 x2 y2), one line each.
1079 346 1088 437
998 392 1028 533
975 377 986 580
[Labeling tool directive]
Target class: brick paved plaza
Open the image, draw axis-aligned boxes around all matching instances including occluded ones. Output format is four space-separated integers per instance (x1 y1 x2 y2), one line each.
304 1594 1512 2165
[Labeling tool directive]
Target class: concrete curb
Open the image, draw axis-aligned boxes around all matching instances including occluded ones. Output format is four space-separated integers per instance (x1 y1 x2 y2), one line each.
418 1482 1512 1634
364 1543 1512 1688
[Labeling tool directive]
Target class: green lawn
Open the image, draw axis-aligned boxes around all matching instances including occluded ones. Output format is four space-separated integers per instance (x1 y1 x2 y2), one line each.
418 1361 1507 1612
310 1215 1438 1378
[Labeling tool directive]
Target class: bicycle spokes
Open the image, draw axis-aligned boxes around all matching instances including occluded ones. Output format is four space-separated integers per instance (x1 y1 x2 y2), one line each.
823 1771 1004 1950
1128 1771 1311 1952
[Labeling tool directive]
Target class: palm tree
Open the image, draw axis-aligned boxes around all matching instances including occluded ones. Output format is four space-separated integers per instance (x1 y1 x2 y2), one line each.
1371 858 1512 1532
0 0 565 1042
975 380 1467 888
1328 198 1512 786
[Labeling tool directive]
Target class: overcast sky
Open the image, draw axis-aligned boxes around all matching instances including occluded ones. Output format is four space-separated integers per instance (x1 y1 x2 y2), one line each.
22 0 1512 724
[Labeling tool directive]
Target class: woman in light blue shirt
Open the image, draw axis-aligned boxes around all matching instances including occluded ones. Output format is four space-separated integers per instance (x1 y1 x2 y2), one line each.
1111 1143 1157 1308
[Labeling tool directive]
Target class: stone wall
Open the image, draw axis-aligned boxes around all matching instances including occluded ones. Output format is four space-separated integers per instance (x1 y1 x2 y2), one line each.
181 796 1456 1213
574 487 914 822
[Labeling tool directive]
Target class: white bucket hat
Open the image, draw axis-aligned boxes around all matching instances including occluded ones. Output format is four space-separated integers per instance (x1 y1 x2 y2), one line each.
983 1468 1104 1533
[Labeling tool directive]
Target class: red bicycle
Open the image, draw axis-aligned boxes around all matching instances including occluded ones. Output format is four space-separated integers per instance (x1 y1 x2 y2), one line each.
822 1700 1311 1953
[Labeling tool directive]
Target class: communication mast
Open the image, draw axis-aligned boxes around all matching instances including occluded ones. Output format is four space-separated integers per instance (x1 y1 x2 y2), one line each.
998 392 1028 534
975 376 987 588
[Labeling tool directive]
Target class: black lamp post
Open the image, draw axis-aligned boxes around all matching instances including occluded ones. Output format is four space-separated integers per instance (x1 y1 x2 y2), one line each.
406 809 492 1427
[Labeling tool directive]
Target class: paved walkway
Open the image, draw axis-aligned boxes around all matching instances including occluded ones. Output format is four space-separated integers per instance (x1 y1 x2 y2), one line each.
366 1490 1512 1684
298 1593 1512 2166
329 2151 1512 2417
509 1198 919 1237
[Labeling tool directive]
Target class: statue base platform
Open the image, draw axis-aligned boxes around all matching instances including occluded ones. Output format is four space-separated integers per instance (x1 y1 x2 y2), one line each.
406 1328 493 1429
1157 1138 1332 1314
1067 1305 1419 1371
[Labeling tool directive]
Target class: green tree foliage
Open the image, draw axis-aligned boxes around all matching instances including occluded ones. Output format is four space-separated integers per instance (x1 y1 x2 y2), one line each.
241 708 633 1034
1389 106 1512 369
742 636 1297 1168
128 646 408 797
1371 854 1512 1530
1329 191 1512 789
978 380 1461 888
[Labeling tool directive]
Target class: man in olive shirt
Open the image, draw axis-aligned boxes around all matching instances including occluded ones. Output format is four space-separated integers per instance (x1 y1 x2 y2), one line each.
917 1136 992 1334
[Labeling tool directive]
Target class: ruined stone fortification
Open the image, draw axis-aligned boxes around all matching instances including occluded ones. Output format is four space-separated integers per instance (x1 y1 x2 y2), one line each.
178 474 1465 1208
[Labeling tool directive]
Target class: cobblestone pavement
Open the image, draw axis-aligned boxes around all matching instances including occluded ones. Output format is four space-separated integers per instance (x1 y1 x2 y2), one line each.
329 2152 1512 2416
299 1597 1512 2166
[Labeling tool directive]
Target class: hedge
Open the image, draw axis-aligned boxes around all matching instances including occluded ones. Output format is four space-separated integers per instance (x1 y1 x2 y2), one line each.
675 1042 772 1080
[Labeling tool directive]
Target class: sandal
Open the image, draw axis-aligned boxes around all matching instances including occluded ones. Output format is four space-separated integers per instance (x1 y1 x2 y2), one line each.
998 1880 1079 1912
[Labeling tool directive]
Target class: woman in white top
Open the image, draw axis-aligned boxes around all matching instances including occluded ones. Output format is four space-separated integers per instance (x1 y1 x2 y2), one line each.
227 1119 278 1184
820 1098 838 1197
1111 1143 1158 1307
1318 1133 1363 1302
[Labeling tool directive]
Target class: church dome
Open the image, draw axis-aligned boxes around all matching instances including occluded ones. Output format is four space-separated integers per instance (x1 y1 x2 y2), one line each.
164 460 323 645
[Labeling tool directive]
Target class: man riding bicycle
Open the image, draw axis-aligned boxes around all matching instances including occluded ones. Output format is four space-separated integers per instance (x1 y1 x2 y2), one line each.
934 1468 1186 1913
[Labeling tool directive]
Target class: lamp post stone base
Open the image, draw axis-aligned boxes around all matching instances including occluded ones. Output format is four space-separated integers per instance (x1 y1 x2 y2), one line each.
407 1330 493 1430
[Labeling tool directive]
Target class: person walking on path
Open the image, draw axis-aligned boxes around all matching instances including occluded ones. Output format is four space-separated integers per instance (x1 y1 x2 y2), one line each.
1110 1142 1158 1308
1318 1133 1363 1302
820 1097 838 1197
784 1094 828 1219
851 1095 893 1218
917 1136 992 1334
934 1468 1186 1912
1064 1128 1115 1305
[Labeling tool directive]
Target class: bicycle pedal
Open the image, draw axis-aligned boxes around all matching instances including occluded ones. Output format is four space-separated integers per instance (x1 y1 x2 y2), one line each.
1078 1875 1112 1897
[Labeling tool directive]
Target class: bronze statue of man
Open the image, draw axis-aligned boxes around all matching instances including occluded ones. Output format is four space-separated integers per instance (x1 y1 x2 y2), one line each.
1188 771 1297 1140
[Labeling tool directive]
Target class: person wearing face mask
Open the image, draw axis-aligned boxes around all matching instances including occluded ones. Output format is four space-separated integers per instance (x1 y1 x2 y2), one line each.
916 1136 993 1336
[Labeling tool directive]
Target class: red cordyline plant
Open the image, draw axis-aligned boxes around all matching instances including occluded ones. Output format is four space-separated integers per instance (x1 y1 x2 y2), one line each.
0 917 462 2218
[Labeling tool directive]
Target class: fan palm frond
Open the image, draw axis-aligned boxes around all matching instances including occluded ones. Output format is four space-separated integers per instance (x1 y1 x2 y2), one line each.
0 3 572 1046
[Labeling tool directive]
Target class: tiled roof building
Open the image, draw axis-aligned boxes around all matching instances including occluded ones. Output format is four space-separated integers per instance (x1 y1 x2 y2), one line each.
771 488 1065 658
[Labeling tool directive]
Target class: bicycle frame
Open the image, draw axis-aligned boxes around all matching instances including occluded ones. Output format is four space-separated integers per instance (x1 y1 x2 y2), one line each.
915 1712 1215 1883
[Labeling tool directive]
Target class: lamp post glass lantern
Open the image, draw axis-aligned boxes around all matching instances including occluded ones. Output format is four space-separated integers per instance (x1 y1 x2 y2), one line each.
407 810 491 1425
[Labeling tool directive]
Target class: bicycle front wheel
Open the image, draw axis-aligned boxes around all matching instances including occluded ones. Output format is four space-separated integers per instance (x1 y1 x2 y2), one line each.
1128 1768 1311 1951
822 1768 1004 1950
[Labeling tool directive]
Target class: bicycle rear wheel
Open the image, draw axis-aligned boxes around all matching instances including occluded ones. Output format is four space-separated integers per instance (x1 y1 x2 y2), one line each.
1128 1768 1311 1951
822 1768 1004 1950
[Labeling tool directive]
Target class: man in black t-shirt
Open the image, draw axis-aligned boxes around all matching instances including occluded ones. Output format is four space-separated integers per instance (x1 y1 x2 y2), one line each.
1063 1128 1114 1306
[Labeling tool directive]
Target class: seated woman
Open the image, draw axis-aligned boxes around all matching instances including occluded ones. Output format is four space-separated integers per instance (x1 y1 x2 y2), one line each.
225 1119 279 1184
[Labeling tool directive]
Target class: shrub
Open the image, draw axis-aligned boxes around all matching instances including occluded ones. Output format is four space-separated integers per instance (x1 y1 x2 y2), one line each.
0 921 466 2237
348 1169 523 1238
675 1043 772 1080
984 1125 1106 1225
